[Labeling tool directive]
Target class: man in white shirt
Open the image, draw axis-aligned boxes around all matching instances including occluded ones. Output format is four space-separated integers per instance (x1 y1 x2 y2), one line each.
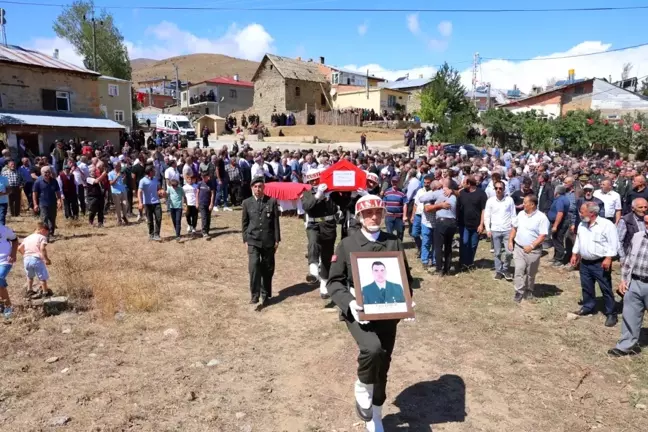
508 195 550 303
251 156 273 181
164 160 180 185
593 179 622 223
485 180 516 280
411 175 435 268
570 201 620 327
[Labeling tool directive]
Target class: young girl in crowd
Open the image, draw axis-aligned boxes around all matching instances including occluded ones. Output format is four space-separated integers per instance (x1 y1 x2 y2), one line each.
166 178 184 241
18 223 52 299
183 176 199 235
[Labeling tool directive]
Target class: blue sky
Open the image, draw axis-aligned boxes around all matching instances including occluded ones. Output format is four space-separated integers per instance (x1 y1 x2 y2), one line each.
7 0 648 91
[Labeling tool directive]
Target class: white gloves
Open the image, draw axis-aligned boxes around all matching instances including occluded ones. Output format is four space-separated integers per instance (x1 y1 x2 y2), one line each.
315 183 328 199
349 300 369 325
357 188 368 197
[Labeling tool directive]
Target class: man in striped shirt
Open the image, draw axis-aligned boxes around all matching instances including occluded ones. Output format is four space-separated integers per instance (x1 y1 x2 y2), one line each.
383 176 407 240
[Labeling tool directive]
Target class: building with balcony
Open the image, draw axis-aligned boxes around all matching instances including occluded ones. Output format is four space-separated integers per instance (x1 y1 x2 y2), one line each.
180 76 253 117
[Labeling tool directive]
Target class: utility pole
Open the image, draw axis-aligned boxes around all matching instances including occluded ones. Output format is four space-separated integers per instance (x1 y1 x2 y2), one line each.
83 9 100 71
0 9 7 47
173 63 180 104
471 52 480 105
486 82 491 110
366 69 369 100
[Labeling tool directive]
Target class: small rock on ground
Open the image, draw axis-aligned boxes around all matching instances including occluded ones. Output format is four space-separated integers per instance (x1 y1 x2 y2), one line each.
636 403 647 410
163 328 179 338
566 313 579 321
61 328 71 334
207 359 220 367
235 412 246 420
60 368 70 374
185 391 196 402
45 356 59 363
50 416 71 426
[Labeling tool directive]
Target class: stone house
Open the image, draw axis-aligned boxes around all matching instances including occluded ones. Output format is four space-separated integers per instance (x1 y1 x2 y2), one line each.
252 54 331 123
0 44 125 156
99 75 133 131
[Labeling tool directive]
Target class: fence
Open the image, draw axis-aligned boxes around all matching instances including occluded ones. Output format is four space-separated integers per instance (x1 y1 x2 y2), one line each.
294 109 361 127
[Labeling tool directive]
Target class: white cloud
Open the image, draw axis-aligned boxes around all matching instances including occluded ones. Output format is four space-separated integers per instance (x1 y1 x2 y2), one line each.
358 21 368 36
428 39 448 52
343 63 437 82
438 21 453 38
24 37 85 67
347 41 648 95
468 41 648 93
407 13 420 34
134 21 274 61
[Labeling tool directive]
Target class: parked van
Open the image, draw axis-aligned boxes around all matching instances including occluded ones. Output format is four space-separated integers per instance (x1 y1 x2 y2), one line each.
156 114 196 140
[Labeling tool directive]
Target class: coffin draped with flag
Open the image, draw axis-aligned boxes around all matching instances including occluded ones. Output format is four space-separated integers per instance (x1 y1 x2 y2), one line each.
319 159 367 192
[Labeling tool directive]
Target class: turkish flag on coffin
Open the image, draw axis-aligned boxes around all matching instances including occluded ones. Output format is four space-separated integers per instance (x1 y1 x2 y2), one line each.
320 159 367 192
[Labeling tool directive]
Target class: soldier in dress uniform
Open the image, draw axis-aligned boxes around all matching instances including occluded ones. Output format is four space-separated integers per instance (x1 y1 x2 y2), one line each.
327 194 413 432
346 172 381 238
301 168 339 299
241 177 281 310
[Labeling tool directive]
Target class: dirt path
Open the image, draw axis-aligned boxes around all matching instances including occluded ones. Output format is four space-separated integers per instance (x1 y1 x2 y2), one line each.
1 212 647 431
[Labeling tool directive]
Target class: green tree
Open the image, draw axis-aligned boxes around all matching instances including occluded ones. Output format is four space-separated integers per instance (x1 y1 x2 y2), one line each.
53 0 132 80
419 63 477 143
639 77 648 97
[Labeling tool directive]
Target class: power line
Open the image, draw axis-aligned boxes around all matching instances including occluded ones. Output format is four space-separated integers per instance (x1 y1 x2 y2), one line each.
3 1 648 12
482 42 648 62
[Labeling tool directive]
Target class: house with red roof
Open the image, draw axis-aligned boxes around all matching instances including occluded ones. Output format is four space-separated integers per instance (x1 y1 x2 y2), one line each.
180 75 253 117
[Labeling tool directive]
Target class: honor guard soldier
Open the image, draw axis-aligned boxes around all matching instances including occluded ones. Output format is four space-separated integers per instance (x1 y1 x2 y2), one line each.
347 172 381 238
327 194 413 432
301 168 339 299
241 176 281 310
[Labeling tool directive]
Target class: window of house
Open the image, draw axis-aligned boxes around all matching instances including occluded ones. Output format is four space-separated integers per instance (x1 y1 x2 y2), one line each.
205 108 210 114
387 95 396 107
332 73 339 84
269 65 274 70
114 110 125 122
108 84 119 97
230 89 237 98
346 78 351 85
295 86 301 97
56 91 70 111
574 86 584 95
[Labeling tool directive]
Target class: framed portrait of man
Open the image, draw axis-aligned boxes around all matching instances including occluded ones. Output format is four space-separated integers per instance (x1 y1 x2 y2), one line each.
350 251 414 321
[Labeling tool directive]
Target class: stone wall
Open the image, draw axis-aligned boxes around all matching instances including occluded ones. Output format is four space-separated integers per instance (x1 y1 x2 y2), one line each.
406 89 422 113
362 120 420 129
253 63 286 123
0 63 100 116
284 78 330 114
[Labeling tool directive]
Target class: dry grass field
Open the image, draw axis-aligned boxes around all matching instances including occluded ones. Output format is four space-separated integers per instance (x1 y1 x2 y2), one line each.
131 54 260 85
266 125 406 143
1 209 648 431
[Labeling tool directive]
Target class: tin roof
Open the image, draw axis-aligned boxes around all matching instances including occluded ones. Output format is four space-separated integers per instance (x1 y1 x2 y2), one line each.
0 44 98 75
200 76 254 88
253 54 328 83
0 111 125 129
380 78 433 90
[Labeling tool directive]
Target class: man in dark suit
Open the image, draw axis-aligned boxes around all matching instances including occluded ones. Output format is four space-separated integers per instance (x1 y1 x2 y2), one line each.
241 177 281 310
361 261 405 304
536 172 554 214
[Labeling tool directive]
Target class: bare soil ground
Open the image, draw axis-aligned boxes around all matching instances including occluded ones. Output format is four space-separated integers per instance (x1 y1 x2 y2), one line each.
266 125 406 143
1 210 648 431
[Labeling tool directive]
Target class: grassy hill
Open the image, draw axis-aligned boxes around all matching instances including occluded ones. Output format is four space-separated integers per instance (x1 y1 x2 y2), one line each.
131 54 260 85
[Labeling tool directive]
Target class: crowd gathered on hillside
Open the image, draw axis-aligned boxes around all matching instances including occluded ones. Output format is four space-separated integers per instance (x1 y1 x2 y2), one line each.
0 133 646 360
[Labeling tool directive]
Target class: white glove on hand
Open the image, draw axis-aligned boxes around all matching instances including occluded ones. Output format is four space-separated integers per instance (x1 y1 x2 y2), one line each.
356 188 368 197
315 183 328 199
404 301 416 322
349 300 369 325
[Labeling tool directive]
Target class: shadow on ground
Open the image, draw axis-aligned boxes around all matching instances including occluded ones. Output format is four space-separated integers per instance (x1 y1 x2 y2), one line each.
383 374 466 431
269 282 319 306
533 283 563 298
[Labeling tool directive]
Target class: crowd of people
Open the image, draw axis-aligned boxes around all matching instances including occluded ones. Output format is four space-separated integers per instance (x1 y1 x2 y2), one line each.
2 132 648 430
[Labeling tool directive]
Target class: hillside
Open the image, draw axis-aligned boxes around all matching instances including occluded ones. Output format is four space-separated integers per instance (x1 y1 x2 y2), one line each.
131 54 260 85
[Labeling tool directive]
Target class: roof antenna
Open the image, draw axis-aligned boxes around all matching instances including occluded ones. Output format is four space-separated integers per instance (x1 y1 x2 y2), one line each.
0 8 7 47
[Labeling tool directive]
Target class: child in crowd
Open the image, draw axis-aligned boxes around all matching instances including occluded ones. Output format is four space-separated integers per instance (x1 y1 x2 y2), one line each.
166 178 184 241
182 176 199 235
18 223 52 299
196 171 216 239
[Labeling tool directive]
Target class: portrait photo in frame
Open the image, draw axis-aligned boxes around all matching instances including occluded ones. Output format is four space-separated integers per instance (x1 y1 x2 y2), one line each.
350 251 414 321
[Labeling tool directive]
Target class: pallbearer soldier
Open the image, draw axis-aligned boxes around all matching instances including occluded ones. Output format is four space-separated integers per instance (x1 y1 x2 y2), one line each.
301 168 339 299
327 194 413 432
347 172 381 238
241 177 281 310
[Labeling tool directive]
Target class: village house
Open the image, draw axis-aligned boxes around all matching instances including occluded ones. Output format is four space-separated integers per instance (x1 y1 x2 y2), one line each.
0 44 125 156
252 54 331 123
317 59 386 92
332 87 410 112
380 77 433 113
136 92 176 110
499 78 648 119
98 75 133 131
179 75 253 117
